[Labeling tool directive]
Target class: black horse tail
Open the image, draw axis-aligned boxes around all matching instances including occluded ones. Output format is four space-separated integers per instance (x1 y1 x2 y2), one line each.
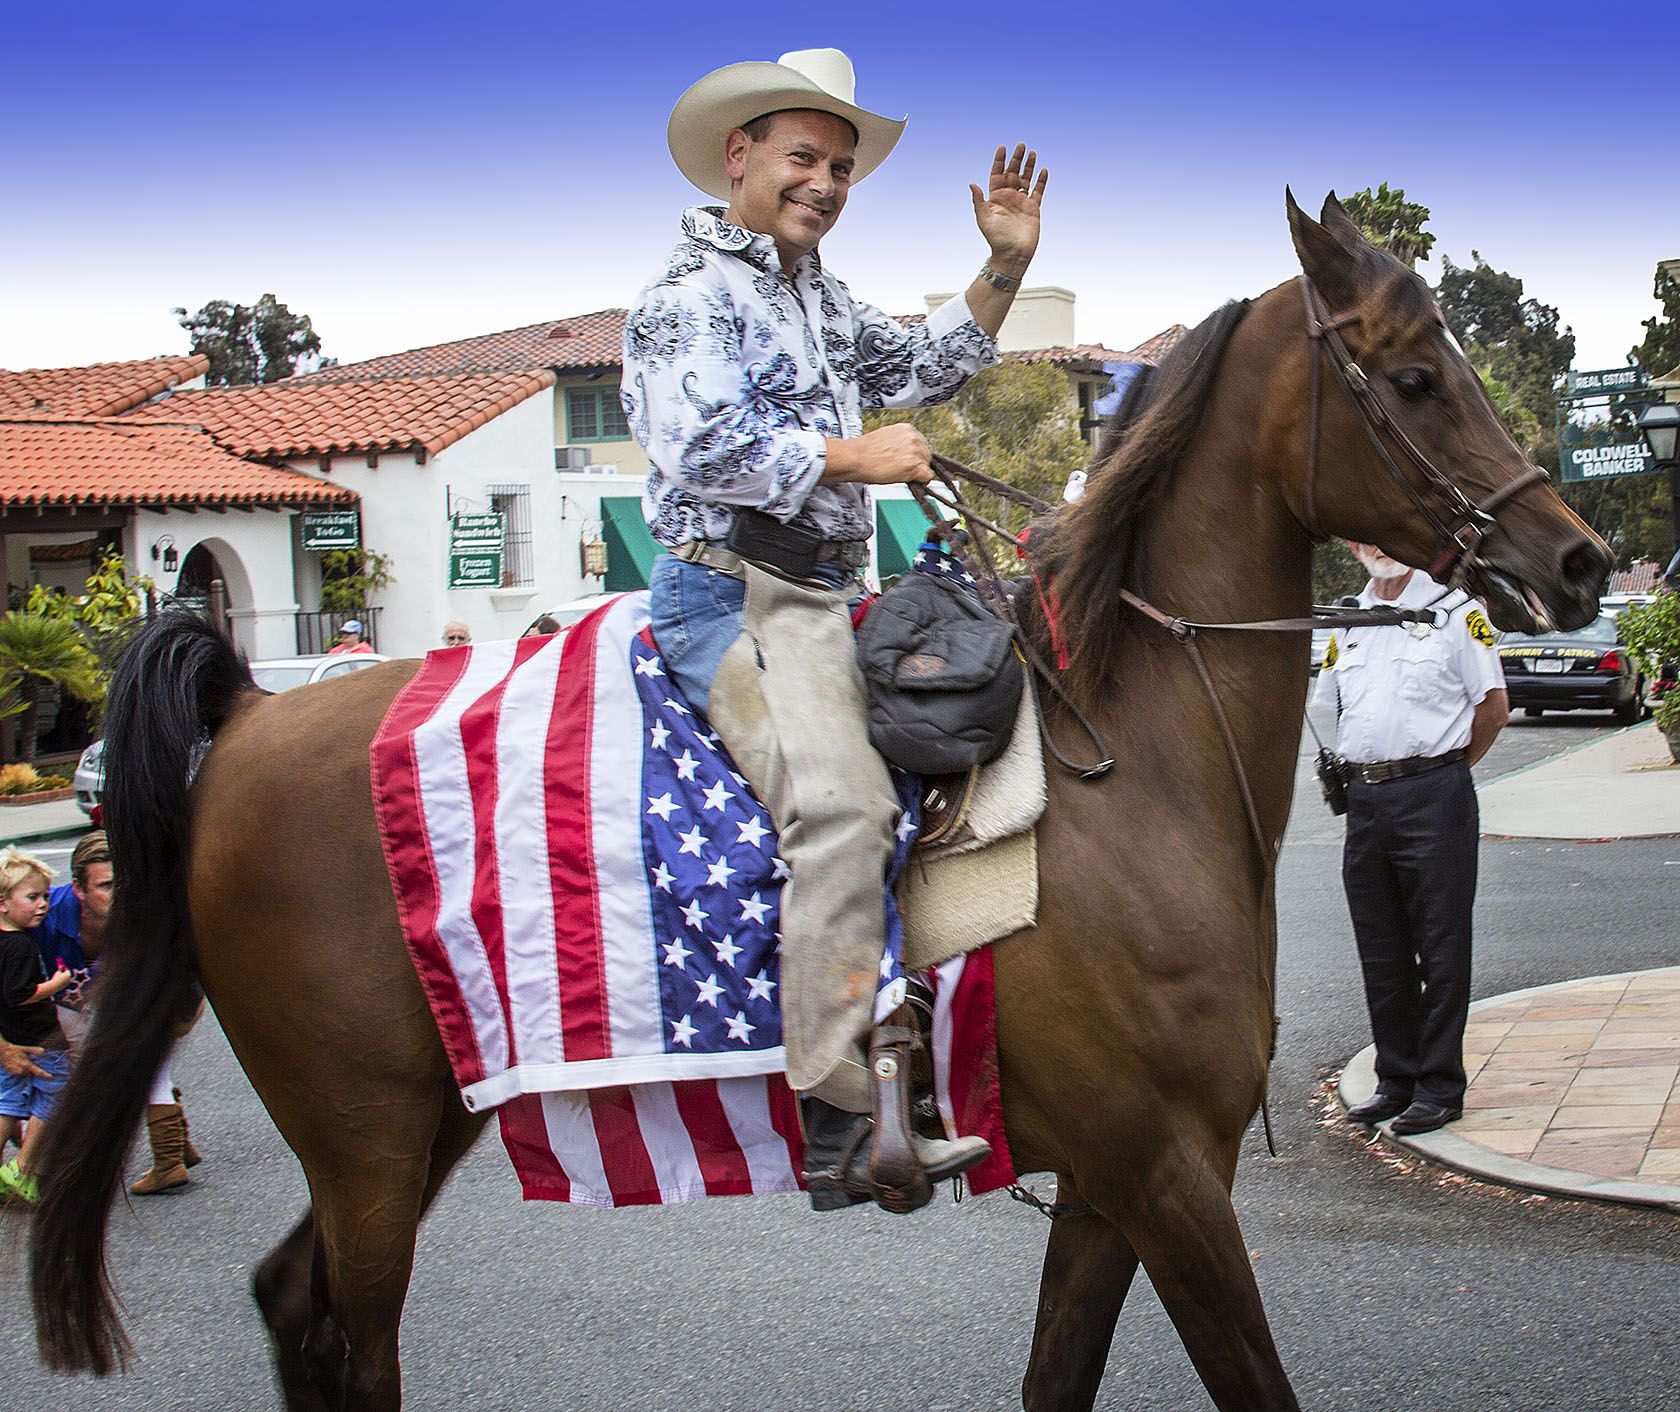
31 609 255 1374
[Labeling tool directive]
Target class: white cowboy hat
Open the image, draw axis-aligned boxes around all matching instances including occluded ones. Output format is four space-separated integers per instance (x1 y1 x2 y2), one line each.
667 48 907 201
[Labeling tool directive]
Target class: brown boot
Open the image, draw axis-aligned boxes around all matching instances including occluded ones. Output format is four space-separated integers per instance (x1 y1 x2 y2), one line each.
131 1103 191 1195
174 1089 202 1168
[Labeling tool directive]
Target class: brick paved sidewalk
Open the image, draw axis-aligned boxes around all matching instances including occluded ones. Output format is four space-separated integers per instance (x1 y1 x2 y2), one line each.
1340 967 1680 1209
1461 967 1680 1186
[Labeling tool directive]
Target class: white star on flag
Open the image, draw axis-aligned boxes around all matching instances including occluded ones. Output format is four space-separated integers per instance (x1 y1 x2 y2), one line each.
650 862 675 892
738 891 771 925
746 969 777 1002
673 749 700 781
724 1010 756 1043
677 825 708 857
736 815 769 849
701 780 735 813
730 770 748 787
879 951 896 978
646 792 678 821
771 856 791 881
680 897 709 930
649 721 671 751
698 730 721 752
895 812 917 843
705 856 737 888
914 550 928 565
694 973 724 1007
713 933 743 967
669 1013 697 1047
661 936 692 968
633 655 666 678
662 698 690 716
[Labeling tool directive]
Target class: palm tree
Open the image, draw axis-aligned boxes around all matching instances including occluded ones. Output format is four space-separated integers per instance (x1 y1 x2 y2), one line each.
0 612 102 764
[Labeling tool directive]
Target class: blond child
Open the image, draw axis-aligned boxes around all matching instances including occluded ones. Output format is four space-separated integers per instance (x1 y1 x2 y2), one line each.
0 845 72 1202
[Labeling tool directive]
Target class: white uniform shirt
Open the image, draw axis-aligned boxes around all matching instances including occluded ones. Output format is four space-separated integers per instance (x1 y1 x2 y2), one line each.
1311 570 1505 764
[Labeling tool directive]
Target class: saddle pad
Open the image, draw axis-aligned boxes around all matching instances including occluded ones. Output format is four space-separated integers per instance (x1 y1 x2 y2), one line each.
370 592 1015 1206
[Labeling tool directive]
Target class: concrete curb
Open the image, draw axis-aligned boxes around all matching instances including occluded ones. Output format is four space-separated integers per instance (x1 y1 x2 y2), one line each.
1337 971 1680 1214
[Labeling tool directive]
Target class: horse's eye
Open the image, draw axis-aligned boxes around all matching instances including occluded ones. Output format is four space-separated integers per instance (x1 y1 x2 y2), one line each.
1392 367 1434 402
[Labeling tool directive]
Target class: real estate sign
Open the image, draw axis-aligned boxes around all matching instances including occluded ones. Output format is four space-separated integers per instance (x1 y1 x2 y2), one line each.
448 511 504 589
1564 366 1648 396
300 509 361 551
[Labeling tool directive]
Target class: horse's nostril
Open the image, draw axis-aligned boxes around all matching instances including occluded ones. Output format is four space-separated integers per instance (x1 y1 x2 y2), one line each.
1561 539 1612 591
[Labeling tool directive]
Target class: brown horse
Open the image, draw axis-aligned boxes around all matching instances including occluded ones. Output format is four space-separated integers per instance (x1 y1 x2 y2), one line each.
31 195 1609 1411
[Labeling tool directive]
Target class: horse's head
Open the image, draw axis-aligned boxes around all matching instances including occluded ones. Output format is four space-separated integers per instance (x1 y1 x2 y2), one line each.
1284 191 1610 632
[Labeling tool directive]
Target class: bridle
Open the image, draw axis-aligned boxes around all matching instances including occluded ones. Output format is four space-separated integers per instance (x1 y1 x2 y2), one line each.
1297 276 1551 590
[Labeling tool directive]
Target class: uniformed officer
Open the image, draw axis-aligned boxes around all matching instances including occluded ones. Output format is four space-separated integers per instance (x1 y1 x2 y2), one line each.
1314 542 1509 1136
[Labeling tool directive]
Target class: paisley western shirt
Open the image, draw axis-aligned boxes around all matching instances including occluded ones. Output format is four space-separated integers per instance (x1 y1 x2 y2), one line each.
621 206 999 548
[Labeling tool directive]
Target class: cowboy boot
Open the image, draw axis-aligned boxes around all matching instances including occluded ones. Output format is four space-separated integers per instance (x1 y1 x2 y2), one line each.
174 1087 202 1167
131 1103 191 1195
800 1027 991 1214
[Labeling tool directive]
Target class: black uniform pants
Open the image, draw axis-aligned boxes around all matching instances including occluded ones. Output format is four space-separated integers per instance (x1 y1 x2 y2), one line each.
1342 760 1478 1109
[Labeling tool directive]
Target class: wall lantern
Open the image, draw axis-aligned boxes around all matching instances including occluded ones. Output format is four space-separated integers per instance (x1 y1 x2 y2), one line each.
151 534 179 573
1638 401 1680 466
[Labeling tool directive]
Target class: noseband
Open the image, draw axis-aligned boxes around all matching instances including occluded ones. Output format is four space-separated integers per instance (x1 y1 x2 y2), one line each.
1297 277 1551 587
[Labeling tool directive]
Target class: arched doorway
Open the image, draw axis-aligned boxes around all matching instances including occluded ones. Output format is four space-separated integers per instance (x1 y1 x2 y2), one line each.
175 538 257 656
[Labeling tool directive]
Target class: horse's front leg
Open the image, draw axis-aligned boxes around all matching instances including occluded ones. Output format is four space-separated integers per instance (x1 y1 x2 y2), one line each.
1094 1136 1300 1412
1021 1173 1141 1412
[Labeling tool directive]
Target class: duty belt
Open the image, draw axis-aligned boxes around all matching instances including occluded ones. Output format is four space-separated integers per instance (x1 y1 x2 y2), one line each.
1346 748 1466 785
672 538 868 573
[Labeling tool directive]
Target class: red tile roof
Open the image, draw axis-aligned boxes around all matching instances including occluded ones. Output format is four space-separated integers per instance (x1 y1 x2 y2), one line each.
290 309 627 383
0 420 358 511
1010 326 1189 372
1608 561 1660 595
125 370 556 461
0 355 210 420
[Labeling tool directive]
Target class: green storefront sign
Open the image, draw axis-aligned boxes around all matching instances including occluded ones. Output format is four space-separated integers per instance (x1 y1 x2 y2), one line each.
448 511 504 589
300 509 361 551
1561 440 1656 483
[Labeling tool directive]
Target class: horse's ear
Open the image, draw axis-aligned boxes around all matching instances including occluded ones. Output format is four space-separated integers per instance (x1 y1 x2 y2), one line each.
1319 192 1373 252
1287 188 1360 310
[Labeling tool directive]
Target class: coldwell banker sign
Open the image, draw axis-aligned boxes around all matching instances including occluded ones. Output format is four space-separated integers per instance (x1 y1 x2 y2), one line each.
1562 441 1656 482
448 512 504 588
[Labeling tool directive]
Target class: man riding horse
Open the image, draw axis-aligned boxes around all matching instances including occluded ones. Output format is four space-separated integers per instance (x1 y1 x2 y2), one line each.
622 47 1047 1213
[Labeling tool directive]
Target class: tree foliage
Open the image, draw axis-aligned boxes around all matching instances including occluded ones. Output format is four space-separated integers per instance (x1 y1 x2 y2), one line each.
175 293 325 385
0 613 103 763
862 359 1088 539
1435 251 1575 475
1340 183 1435 268
1312 539 1367 605
1630 266 1680 378
319 548 395 612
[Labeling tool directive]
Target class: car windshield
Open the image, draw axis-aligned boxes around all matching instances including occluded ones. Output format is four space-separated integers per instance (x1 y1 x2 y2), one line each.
250 664 318 692
1502 613 1619 648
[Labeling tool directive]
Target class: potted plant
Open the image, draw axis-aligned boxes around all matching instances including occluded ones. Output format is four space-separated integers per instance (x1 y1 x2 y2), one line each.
0 612 103 765
1619 587 1680 762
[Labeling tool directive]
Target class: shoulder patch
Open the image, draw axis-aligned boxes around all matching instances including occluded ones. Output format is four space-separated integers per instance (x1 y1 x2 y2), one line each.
1465 608 1496 648
1322 633 1339 668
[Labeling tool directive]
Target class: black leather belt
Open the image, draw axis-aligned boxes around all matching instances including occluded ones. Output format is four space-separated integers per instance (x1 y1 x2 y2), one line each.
673 538 867 573
1347 748 1466 785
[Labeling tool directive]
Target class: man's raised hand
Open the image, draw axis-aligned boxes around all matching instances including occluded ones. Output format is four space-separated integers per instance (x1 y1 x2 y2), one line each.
970 143 1047 270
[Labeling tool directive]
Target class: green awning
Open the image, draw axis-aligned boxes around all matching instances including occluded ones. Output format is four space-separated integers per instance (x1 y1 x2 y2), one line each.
600 496 661 591
876 498 933 582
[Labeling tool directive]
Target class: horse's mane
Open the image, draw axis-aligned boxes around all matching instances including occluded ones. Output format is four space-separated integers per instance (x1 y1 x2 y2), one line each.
1030 299 1252 702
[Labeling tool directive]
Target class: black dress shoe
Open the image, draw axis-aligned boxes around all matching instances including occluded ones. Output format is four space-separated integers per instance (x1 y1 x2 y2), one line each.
1387 1100 1463 1136
1345 1093 1410 1125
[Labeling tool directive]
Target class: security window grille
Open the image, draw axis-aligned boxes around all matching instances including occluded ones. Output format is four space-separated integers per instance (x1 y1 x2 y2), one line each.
489 483 534 587
567 386 630 442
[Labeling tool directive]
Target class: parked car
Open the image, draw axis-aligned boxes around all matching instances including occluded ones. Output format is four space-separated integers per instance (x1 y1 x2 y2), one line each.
1498 613 1647 725
74 652 390 817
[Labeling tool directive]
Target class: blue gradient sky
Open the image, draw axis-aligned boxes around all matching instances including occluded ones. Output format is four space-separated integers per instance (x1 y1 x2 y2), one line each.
6 2 1674 373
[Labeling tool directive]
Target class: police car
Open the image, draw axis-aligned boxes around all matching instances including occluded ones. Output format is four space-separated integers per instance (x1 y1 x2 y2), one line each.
1497 612 1648 725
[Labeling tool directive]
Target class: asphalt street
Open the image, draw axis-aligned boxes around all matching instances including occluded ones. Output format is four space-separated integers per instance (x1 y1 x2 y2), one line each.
1 708 1675 1411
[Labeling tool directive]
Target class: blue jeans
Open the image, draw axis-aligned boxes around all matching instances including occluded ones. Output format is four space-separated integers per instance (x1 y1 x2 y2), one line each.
648 555 854 719
0 1046 70 1121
